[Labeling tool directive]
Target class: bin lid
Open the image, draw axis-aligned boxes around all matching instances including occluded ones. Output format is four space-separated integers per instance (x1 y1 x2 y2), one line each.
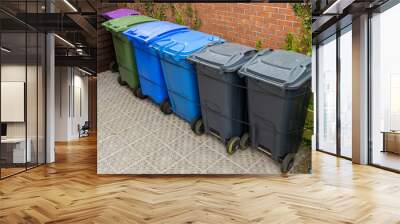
239 49 311 90
151 30 224 60
123 21 188 44
188 43 256 72
102 16 157 33
101 8 140 19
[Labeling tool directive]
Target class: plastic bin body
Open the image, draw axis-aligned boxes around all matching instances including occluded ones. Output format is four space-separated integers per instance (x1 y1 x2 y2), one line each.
239 49 311 161
123 21 188 104
188 43 256 143
101 8 140 20
102 16 157 89
152 31 224 122
158 56 199 121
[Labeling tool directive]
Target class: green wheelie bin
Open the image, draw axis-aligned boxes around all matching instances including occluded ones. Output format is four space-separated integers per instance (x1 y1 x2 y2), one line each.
102 16 157 93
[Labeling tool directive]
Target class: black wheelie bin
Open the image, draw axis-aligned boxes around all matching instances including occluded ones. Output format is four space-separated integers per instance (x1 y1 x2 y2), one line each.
238 49 311 173
188 43 257 155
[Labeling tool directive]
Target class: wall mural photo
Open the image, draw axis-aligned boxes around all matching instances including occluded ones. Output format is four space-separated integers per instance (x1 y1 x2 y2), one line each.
97 2 313 175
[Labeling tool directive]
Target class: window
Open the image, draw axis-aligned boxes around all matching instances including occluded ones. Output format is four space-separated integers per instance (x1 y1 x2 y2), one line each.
317 35 337 155
0 1 47 179
316 25 353 159
339 26 352 158
370 3 400 171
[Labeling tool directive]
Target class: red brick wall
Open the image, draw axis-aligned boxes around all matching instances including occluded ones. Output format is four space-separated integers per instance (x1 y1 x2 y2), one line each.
98 3 301 73
192 3 301 49
128 3 301 49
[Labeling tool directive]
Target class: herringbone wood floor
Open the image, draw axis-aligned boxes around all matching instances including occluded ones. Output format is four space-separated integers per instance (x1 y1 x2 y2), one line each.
1 134 400 224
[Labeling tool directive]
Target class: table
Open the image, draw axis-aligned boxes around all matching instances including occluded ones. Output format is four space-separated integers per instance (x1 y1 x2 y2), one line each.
382 131 400 155
1 138 32 163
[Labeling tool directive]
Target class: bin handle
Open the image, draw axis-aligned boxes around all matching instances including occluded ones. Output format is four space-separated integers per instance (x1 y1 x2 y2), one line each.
152 38 173 51
137 34 148 41
284 62 311 90
206 41 221 47
172 42 186 53
169 42 186 61
223 50 255 69
159 41 176 52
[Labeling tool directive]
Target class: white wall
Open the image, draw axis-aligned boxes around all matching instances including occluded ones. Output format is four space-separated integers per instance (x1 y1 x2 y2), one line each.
55 66 70 141
55 66 89 141
1 65 26 137
1 65 39 137
73 73 89 137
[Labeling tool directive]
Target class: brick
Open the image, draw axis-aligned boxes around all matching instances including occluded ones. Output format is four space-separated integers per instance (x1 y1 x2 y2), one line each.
98 3 302 72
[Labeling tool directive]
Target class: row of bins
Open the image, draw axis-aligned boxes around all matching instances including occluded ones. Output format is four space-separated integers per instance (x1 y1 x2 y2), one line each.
102 9 311 173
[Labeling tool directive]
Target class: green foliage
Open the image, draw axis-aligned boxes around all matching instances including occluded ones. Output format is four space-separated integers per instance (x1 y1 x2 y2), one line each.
286 1 313 147
174 9 185 25
185 4 194 19
293 2 312 31
186 4 202 30
144 2 153 17
302 108 313 147
284 1 312 56
284 33 295 51
192 17 202 30
136 3 202 30
142 3 167 21
171 4 202 29
255 40 263 51
302 87 314 147
154 4 167 21
307 94 313 111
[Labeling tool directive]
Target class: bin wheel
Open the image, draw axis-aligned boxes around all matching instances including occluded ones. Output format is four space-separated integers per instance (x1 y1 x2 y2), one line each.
117 76 127 86
133 87 147 99
226 137 240 155
109 61 119 73
160 100 173 115
191 118 204 135
281 153 295 173
240 133 250 150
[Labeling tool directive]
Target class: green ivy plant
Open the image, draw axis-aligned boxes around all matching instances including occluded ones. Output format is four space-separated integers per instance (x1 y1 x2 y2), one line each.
283 1 313 147
143 2 153 17
143 2 167 21
172 4 202 30
139 3 202 30
185 4 201 30
284 1 312 56
192 17 202 30
154 4 167 21
174 7 185 25
255 40 263 51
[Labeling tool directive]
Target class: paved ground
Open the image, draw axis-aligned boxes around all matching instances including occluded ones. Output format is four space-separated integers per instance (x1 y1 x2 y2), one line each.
97 71 310 174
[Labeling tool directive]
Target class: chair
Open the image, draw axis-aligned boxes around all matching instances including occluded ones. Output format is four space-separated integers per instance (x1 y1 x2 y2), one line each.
79 121 90 138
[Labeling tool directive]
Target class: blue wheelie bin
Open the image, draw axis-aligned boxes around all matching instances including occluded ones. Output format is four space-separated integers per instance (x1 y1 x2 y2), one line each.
123 21 189 112
151 31 224 123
